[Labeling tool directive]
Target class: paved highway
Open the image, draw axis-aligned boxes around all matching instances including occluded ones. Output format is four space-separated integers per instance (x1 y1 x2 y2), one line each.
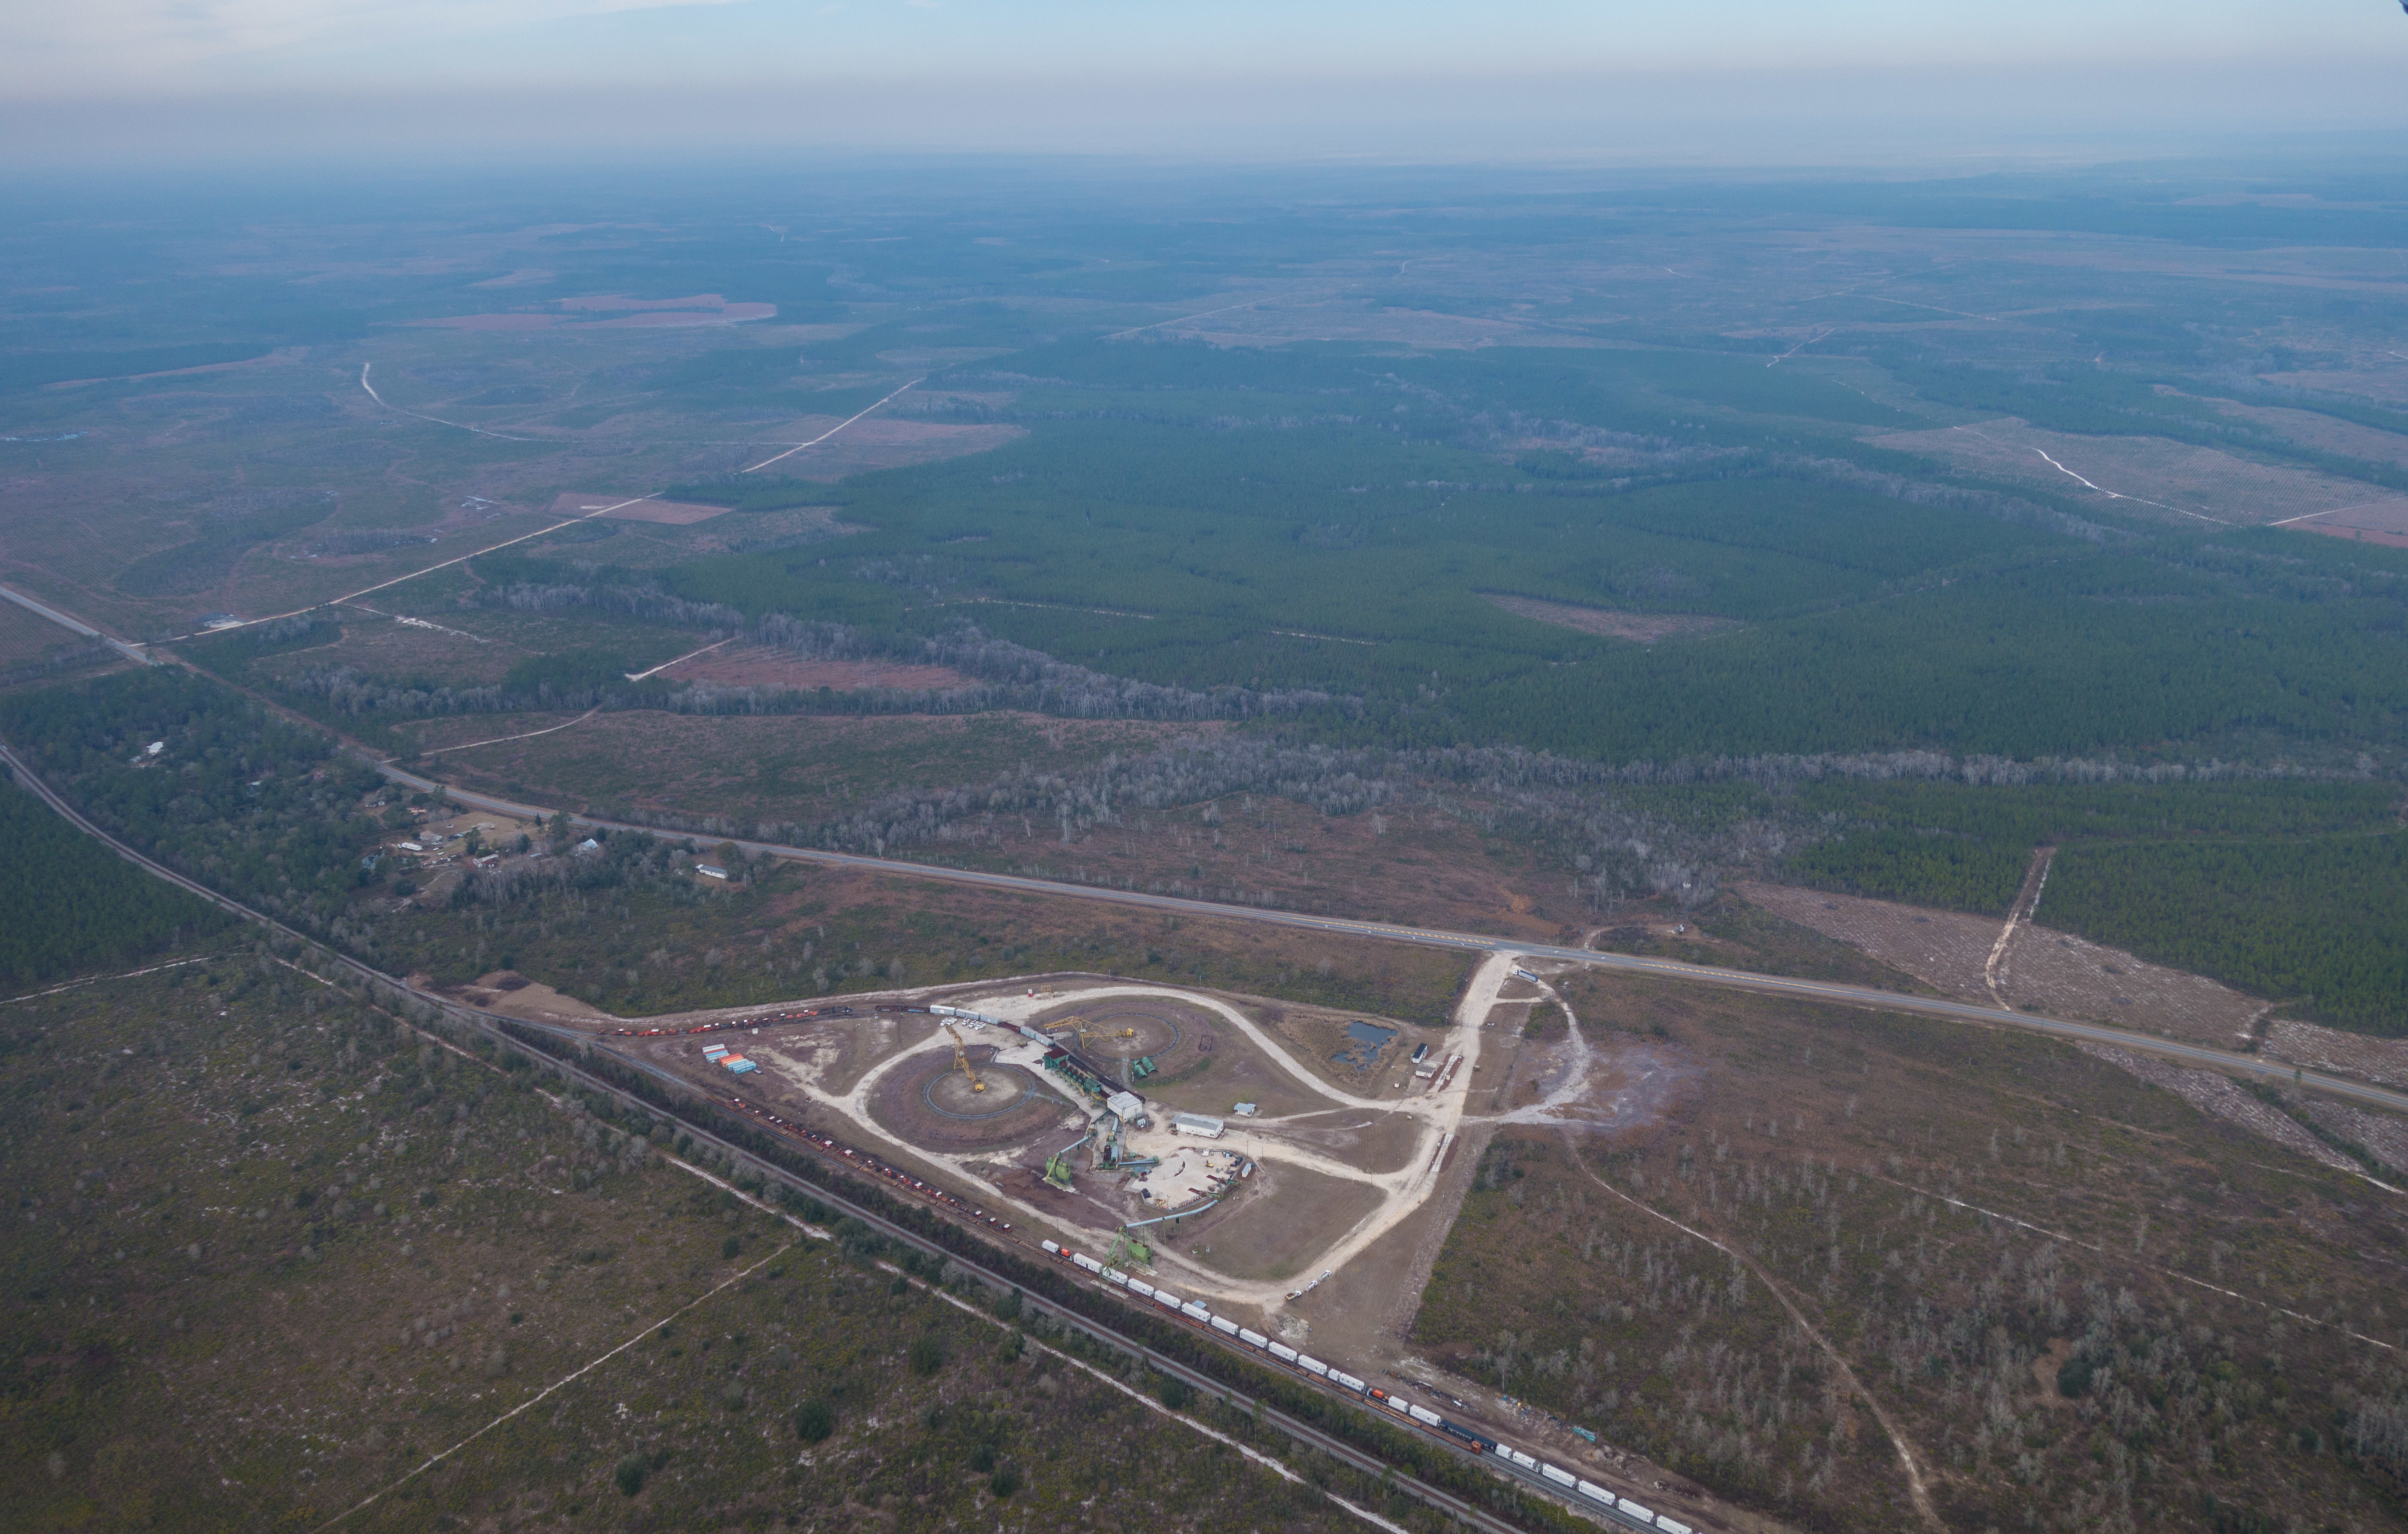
378 765 2408 1118
0 582 155 667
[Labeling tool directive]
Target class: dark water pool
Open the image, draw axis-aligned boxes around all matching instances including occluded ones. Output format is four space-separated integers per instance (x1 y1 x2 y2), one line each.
1331 1019 1397 1071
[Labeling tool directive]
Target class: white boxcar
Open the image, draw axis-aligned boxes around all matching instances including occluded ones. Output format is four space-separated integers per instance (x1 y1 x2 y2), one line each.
1153 1290 1182 1312
1296 1355 1331 1377
1209 1316 1241 1336
1656 1518 1692 1534
1267 1342 1299 1363
1508 1450 1537 1470
1237 1329 1271 1349
1040 1240 1061 1255
1128 1280 1156 1298
1330 1371 1367 1393
1617 1496 1656 1522
1541 1464 1577 1489
1101 1267 1128 1286
1072 1253 1103 1273
1575 1480 1611 1505
1406 1403 1444 1428
1181 1301 1211 1322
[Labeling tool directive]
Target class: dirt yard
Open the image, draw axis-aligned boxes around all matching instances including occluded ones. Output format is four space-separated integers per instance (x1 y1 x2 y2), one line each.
1178 1161 1387 1283
865 1052 1067 1153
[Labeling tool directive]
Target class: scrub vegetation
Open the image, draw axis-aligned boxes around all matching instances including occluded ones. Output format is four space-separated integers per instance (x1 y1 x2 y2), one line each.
1417 973 2408 1534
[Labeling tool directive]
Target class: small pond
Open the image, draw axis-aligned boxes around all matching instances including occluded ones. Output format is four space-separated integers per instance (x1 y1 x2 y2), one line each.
1330 1019 1397 1072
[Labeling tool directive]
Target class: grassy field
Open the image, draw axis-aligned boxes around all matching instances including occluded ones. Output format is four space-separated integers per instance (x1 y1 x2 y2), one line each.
1414 970 2408 1534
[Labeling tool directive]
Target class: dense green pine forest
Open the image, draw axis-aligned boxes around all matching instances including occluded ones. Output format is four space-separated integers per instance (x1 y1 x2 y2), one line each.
0 777 228 988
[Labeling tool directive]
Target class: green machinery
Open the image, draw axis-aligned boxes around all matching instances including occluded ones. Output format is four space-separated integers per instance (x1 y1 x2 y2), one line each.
1041 1050 1109 1101
1129 1055 1158 1080
1044 1126 1094 1191
1106 1227 1154 1269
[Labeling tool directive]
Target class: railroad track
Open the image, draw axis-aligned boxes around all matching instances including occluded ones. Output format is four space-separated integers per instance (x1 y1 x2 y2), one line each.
0 739 1632 1534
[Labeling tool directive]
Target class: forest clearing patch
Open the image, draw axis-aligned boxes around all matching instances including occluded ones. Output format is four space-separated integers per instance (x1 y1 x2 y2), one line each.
1483 593 1737 643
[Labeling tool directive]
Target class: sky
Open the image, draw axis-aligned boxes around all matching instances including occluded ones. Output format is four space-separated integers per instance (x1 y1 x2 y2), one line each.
5 0 2407 166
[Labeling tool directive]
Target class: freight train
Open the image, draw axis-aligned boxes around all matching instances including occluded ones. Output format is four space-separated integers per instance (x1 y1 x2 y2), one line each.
716 1096 1013 1233
606 1004 857 1039
1038 1241 1691 1534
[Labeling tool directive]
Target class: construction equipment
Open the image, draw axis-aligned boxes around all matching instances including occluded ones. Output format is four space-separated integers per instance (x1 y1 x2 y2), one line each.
1106 1226 1154 1270
1048 1015 1136 1050
1045 1126 1094 1191
943 1022 985 1093
1129 1054 1158 1080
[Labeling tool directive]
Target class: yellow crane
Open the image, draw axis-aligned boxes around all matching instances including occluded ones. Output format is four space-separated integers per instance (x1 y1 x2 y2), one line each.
943 1022 987 1093
1048 1015 1135 1050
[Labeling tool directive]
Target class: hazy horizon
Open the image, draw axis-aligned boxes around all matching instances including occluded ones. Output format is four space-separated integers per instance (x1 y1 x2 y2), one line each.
6 0 2407 170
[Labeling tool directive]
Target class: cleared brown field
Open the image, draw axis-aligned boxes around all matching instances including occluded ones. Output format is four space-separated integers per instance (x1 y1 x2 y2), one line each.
1484 593 1738 643
1182 1162 1386 1283
1738 881 2269 1045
